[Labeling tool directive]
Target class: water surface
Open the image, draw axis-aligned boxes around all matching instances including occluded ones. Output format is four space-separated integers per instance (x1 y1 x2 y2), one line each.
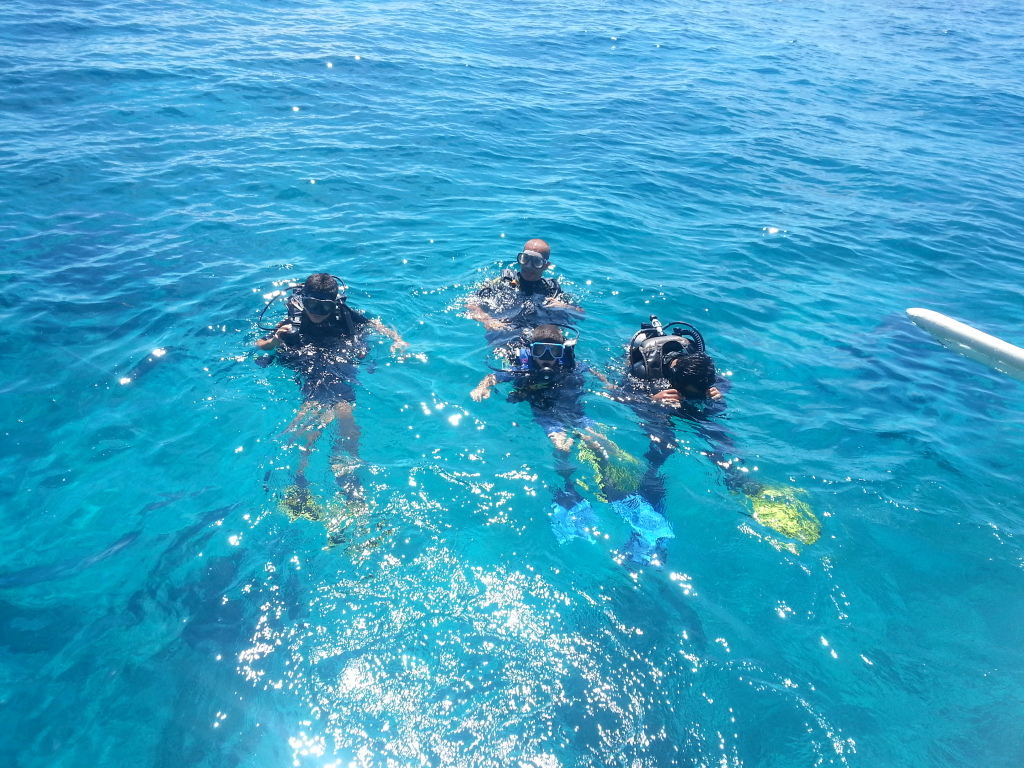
2 0 1024 765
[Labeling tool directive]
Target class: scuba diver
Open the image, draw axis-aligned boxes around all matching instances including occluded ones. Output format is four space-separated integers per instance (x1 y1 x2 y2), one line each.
470 324 593 453
256 273 407 529
613 316 820 551
465 238 584 349
469 324 661 564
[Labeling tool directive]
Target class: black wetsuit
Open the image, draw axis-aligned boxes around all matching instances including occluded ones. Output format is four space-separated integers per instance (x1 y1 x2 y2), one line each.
614 372 756 509
269 298 370 405
472 270 581 347
494 365 595 437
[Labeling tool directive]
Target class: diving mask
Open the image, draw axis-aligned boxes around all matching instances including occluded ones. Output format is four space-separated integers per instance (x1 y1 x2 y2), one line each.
517 250 549 270
530 342 565 361
300 295 339 315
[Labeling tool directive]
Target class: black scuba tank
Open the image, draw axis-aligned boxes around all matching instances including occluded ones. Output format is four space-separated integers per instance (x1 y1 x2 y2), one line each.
628 316 705 380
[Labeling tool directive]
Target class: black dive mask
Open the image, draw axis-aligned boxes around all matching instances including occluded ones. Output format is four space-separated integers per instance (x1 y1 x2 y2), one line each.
256 275 349 332
517 250 549 270
300 294 340 315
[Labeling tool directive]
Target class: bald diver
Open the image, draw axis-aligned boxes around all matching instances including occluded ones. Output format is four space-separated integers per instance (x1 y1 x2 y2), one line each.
465 238 584 350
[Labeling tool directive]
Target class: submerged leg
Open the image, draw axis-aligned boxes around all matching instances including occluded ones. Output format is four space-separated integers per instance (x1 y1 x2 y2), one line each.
330 401 361 459
547 429 597 544
329 401 365 503
579 420 675 566
283 400 338 479
278 401 334 519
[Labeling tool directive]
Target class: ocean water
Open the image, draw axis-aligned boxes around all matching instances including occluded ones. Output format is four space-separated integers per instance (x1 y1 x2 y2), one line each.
2 0 1024 765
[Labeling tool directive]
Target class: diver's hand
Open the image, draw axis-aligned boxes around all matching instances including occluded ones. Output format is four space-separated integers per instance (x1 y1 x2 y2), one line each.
483 318 509 332
707 386 723 401
256 323 293 350
471 374 497 401
652 388 682 407
549 431 574 453
390 339 409 358
543 297 572 309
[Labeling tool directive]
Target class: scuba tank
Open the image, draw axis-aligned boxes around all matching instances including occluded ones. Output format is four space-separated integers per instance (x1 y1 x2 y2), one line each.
628 315 705 380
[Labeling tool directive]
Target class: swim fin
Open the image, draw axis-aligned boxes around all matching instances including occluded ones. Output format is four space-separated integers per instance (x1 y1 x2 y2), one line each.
550 498 597 544
279 484 324 523
745 485 820 545
575 440 643 502
611 493 674 565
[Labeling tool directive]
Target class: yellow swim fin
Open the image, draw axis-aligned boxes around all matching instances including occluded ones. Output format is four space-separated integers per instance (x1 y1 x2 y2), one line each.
574 439 643 503
279 484 324 523
745 485 821 546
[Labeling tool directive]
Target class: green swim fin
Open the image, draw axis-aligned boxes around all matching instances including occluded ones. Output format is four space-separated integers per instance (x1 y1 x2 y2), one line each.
575 440 643 503
279 484 324 523
745 485 821 546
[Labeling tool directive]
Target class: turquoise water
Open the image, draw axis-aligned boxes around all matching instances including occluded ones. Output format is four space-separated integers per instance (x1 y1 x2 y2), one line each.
2 0 1024 764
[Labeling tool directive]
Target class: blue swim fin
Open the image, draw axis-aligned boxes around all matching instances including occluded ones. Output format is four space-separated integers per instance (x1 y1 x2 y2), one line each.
611 494 674 565
550 498 597 544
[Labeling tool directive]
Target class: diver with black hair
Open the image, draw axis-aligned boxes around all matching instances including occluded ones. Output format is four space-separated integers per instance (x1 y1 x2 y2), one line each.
613 316 820 551
470 324 593 451
256 272 408 529
470 323 635 545
466 238 584 348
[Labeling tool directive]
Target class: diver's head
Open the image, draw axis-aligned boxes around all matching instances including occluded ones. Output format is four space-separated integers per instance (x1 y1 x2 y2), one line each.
528 324 566 379
517 238 551 281
666 351 717 399
300 273 341 323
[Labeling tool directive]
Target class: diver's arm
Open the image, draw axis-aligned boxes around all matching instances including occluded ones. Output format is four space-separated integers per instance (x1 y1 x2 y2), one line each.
543 295 584 313
651 386 724 406
466 298 509 332
543 284 583 313
255 323 293 350
588 368 618 392
470 374 498 402
651 388 682 407
368 319 408 356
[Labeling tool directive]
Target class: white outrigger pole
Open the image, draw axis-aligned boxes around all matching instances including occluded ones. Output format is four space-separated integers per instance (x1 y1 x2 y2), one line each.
907 308 1024 382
